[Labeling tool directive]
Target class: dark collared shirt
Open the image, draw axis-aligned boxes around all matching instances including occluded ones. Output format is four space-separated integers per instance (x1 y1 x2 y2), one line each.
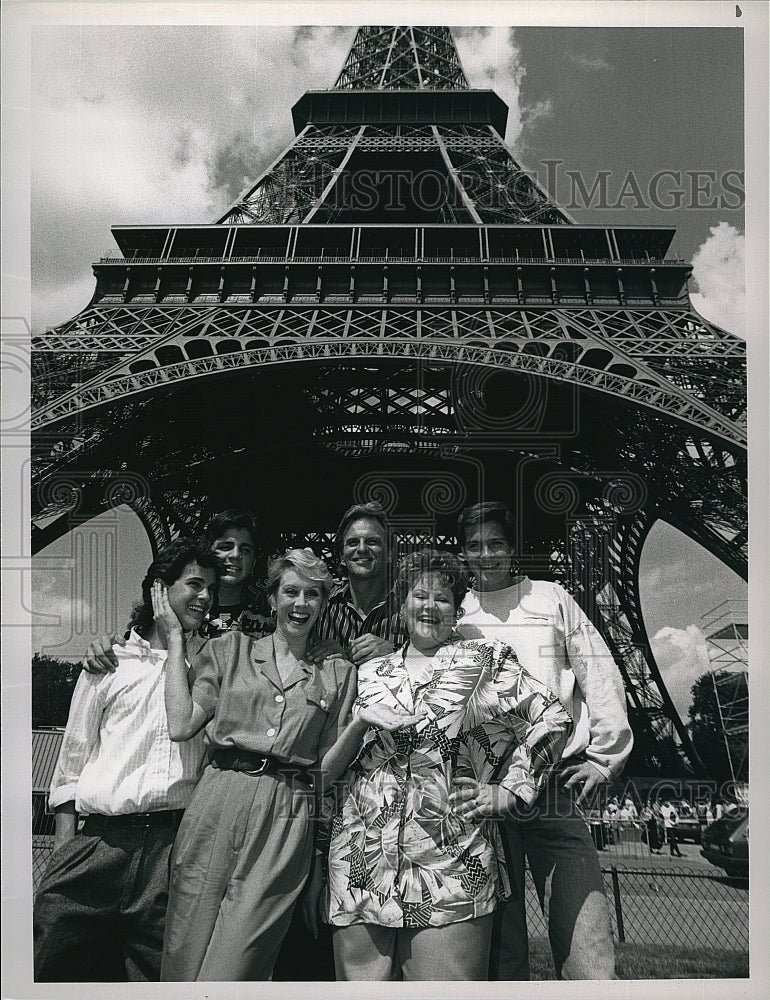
316 582 407 651
199 582 275 640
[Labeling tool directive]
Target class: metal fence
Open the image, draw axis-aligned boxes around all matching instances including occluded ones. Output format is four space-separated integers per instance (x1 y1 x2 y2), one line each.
34 836 748 956
522 862 748 953
33 836 55 893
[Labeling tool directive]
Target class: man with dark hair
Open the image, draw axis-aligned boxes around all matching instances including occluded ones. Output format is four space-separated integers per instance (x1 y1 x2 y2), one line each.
456 500 517 554
307 501 406 666
34 539 221 981
84 508 272 673
199 508 274 638
455 500 632 981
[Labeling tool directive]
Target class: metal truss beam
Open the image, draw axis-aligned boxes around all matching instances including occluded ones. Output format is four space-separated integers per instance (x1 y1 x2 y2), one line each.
218 121 573 226
334 27 469 91
33 307 745 448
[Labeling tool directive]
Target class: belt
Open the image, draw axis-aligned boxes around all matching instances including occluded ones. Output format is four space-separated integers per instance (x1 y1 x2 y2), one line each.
83 809 184 829
209 748 314 789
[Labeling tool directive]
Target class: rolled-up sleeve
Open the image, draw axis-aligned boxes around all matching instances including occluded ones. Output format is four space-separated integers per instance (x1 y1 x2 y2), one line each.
188 634 229 720
560 591 633 779
316 657 358 763
312 658 358 856
48 671 107 810
492 645 572 806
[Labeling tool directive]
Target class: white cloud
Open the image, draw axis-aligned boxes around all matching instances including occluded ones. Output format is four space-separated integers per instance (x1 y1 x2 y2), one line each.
650 624 711 720
30 569 98 652
31 25 354 333
31 25 552 333
454 27 550 149
689 222 745 338
34 275 102 335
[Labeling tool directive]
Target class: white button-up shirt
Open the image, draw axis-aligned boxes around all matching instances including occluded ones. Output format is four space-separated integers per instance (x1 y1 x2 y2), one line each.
49 630 205 816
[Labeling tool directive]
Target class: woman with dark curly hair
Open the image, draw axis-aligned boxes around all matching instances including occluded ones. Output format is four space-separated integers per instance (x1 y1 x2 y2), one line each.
314 548 572 981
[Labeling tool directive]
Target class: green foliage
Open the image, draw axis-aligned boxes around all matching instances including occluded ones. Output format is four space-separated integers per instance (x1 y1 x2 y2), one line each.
32 653 83 727
688 670 748 781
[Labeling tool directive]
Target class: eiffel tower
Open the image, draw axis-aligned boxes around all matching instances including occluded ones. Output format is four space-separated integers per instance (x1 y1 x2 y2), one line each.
31 26 746 775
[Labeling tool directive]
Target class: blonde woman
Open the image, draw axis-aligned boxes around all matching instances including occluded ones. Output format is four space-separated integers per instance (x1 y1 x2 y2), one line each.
158 547 418 981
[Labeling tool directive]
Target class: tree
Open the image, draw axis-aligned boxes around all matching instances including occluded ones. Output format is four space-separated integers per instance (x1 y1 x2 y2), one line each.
32 654 83 727
687 669 748 782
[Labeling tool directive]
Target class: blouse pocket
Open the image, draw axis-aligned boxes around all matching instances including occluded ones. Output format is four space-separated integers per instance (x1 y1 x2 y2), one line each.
305 683 335 715
299 683 335 752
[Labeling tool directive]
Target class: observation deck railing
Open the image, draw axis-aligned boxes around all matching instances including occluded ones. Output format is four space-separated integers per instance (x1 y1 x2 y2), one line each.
99 251 686 266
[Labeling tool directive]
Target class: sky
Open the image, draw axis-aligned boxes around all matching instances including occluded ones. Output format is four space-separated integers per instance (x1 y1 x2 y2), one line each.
28 21 749 724
30 24 746 337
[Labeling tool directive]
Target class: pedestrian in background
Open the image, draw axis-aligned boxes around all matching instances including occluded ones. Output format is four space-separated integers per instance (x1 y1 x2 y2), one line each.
659 799 683 857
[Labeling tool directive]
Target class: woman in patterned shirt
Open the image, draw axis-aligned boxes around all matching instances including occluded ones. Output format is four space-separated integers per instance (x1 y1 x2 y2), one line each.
317 549 572 981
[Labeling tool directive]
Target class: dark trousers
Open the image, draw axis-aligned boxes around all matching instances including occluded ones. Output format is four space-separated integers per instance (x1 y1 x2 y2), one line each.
273 909 336 981
34 823 175 982
666 828 683 856
646 819 662 851
490 779 615 981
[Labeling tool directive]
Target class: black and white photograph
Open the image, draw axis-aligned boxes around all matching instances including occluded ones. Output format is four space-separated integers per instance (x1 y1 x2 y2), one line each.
2 1 768 996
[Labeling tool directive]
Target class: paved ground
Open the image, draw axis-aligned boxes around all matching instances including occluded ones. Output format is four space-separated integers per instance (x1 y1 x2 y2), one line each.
597 837 717 869
37 830 748 953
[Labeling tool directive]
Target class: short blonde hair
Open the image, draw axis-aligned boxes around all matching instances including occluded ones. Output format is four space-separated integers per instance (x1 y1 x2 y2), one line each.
266 547 333 605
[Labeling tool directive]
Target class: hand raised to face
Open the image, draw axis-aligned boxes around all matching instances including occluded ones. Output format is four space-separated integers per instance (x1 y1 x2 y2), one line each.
151 579 185 642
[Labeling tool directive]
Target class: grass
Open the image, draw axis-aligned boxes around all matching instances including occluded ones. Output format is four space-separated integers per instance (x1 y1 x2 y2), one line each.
528 936 749 980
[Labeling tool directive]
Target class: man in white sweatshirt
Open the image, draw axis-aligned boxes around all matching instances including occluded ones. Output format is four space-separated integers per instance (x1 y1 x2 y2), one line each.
455 501 633 981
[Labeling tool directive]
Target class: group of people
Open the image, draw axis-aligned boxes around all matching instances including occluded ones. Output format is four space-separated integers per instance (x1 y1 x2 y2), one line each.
33 499 633 982
603 795 713 857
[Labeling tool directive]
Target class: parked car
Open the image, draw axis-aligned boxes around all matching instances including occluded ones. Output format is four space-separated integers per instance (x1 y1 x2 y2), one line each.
674 804 702 843
700 807 748 878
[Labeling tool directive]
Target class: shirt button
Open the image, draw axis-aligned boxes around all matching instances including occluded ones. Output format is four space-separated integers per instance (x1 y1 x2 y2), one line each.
275 694 284 703
320 698 327 708
267 728 276 737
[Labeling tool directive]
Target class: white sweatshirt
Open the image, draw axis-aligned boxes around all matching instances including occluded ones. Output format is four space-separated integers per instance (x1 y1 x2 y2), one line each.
458 577 633 779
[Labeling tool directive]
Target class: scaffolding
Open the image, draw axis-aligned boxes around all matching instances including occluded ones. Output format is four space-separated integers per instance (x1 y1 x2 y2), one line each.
702 600 748 785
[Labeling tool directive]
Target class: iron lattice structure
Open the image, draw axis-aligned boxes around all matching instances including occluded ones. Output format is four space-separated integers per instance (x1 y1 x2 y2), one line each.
31 26 747 775
334 26 470 90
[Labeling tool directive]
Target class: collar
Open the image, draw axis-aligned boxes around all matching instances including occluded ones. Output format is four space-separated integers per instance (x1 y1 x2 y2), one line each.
329 580 393 615
125 629 168 662
369 639 467 726
468 575 529 604
250 633 315 691
125 628 197 662
328 581 353 604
